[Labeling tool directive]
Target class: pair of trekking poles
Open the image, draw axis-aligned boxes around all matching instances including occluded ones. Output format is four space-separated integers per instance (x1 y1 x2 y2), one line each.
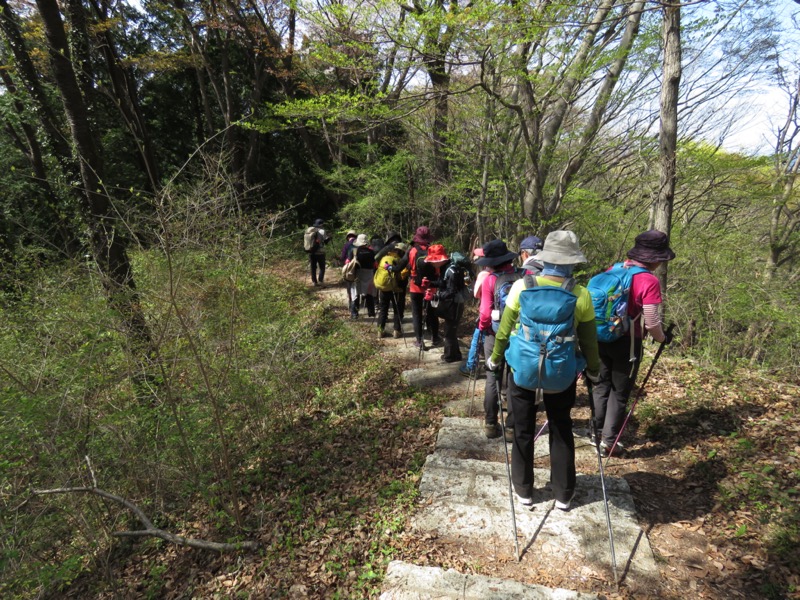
492 325 673 584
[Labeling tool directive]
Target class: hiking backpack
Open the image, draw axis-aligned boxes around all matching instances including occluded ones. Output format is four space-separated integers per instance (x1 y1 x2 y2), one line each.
587 262 648 343
303 227 320 253
374 254 400 292
410 245 429 286
505 275 586 395
341 257 360 282
491 268 524 333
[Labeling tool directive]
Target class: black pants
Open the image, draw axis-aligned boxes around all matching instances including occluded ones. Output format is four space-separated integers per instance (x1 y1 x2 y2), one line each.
410 291 439 343
482 334 513 428
310 253 325 284
350 290 375 317
508 375 576 503
441 304 464 361
377 291 402 332
591 336 643 446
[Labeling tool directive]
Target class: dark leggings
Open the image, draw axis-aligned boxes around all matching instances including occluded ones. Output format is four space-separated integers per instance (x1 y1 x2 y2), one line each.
591 336 643 445
378 291 402 332
508 375 576 503
409 291 439 343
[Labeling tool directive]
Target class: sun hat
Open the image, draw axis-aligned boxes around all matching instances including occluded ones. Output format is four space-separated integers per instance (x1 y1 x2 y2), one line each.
412 226 433 245
424 244 449 263
520 235 543 252
626 230 675 263
393 242 409 253
535 231 587 265
353 234 369 247
385 231 403 245
345 230 357 240
475 239 517 267
313 218 324 227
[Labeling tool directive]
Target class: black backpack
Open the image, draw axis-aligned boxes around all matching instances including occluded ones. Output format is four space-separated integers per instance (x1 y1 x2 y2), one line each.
411 245 429 285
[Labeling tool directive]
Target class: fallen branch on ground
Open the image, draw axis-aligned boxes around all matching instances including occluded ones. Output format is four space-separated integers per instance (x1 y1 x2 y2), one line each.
31 486 259 552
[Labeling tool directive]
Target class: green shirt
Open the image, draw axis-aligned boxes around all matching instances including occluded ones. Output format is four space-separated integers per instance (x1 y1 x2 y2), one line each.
490 276 600 376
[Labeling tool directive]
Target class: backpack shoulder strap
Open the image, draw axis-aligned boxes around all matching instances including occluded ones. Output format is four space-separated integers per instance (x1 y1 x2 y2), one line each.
523 274 538 289
561 277 576 293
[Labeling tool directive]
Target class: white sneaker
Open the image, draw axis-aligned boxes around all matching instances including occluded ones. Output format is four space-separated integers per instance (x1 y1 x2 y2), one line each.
555 494 575 511
516 493 533 506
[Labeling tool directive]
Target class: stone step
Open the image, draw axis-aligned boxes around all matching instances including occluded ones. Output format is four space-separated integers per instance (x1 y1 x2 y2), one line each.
380 561 598 599
409 417 658 587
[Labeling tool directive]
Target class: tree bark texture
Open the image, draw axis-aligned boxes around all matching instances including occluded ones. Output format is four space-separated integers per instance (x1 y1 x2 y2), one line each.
651 3 681 292
35 0 152 348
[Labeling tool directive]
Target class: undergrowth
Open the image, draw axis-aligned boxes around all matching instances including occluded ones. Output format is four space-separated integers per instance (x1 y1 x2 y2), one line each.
0 245 443 598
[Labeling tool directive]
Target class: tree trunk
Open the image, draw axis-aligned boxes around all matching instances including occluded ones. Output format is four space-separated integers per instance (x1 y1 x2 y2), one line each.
651 2 681 292
35 0 151 349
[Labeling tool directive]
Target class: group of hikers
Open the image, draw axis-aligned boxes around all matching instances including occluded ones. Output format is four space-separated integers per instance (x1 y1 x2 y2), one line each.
303 219 675 512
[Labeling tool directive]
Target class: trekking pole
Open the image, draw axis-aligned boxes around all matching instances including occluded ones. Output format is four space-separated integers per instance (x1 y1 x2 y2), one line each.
533 420 548 443
585 376 619 587
417 301 426 367
495 363 521 562
605 323 675 460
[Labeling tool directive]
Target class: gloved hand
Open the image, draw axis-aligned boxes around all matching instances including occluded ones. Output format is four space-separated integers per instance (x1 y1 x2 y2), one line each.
485 356 501 372
385 264 394 272
584 370 601 384
421 277 430 289
424 288 434 302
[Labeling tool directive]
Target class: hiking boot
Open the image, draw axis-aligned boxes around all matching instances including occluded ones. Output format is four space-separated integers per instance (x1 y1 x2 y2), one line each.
392 330 402 339
413 339 424 350
350 313 358 320
516 493 534 506
555 493 575 511
431 336 443 346
458 364 473 377
600 440 625 457
378 329 388 339
485 423 501 439
504 426 514 443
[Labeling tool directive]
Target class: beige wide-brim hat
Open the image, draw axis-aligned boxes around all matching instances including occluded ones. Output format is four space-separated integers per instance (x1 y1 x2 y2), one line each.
535 230 587 265
353 234 369 247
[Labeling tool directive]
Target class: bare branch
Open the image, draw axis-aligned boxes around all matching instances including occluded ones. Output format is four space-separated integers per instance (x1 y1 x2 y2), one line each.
31 486 258 552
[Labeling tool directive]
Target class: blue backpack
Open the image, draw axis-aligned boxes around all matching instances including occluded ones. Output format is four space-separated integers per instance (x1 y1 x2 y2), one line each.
587 262 648 343
505 275 586 395
491 268 524 333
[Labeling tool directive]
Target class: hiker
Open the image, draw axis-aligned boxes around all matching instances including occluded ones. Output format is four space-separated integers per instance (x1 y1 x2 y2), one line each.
370 234 385 254
347 234 377 319
340 230 357 303
519 235 544 275
401 226 440 349
375 242 408 338
426 246 469 362
340 230 357 263
476 239 522 439
375 232 407 322
590 230 675 456
458 246 491 377
487 230 601 511
304 218 332 286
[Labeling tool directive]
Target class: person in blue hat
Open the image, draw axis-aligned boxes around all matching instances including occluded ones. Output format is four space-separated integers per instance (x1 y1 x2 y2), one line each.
519 235 544 275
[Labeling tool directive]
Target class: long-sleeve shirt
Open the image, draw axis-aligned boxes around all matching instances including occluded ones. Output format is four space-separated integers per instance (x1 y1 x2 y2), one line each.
621 259 665 341
478 264 517 333
490 275 600 377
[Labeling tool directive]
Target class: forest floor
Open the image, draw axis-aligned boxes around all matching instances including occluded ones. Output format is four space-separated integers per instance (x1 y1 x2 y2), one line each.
58 263 799 599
